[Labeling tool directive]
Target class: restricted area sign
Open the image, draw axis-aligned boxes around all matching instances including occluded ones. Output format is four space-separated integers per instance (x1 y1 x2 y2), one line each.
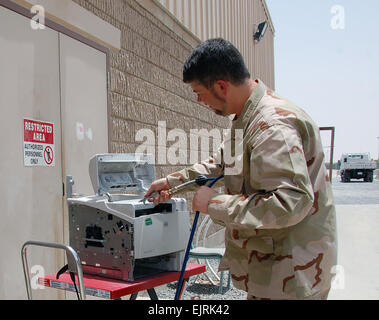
24 118 55 167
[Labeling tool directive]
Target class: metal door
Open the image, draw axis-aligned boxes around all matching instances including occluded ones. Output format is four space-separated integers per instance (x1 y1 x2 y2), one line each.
59 33 109 242
0 6 64 299
59 33 109 301
0 6 109 299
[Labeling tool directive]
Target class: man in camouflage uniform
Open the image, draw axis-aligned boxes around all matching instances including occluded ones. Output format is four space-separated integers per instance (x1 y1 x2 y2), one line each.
145 38 337 300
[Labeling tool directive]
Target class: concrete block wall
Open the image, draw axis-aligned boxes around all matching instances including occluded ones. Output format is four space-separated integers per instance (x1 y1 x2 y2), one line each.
71 0 230 210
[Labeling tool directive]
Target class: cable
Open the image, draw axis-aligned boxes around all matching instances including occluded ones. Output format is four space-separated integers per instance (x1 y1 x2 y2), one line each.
174 175 224 300
69 272 81 300
56 264 81 300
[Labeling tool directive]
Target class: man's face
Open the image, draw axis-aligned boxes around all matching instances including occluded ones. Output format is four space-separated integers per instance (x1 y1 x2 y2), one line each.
190 81 228 116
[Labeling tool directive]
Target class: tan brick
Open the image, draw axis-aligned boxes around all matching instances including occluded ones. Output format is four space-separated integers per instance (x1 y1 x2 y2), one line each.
110 68 127 96
133 101 156 125
111 92 125 118
134 122 157 145
73 0 231 170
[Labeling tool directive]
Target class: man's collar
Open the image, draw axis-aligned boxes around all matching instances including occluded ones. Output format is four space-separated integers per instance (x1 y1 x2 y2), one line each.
232 79 266 126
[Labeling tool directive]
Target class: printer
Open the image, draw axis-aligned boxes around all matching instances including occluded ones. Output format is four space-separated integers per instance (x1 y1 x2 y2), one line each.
67 153 190 282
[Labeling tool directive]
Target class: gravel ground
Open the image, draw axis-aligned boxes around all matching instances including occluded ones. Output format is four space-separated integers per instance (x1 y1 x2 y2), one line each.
137 175 379 300
140 259 246 300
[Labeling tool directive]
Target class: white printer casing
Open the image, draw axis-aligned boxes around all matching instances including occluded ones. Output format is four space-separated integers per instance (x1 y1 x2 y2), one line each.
67 154 190 281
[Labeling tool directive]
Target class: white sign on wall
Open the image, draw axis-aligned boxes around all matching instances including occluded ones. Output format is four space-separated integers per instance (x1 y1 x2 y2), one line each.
24 118 55 167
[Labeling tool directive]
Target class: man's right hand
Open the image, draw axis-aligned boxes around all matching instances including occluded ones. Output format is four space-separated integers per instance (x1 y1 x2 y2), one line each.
144 178 172 206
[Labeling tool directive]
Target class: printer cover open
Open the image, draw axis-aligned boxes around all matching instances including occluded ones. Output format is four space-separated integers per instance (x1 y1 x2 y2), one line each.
67 154 190 281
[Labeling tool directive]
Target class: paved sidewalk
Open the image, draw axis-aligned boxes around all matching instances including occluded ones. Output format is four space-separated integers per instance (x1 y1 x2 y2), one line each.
328 204 379 300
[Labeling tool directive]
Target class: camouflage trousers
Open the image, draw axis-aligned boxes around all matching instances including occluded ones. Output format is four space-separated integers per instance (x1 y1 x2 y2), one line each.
247 289 330 300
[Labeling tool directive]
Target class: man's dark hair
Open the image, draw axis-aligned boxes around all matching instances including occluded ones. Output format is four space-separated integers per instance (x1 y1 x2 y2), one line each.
183 38 251 88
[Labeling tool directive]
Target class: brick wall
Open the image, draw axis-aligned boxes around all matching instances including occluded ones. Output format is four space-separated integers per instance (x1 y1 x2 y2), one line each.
71 0 230 210
72 0 230 171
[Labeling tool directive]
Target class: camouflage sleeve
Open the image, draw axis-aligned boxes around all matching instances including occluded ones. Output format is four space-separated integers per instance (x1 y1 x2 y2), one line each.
208 124 315 231
166 146 225 191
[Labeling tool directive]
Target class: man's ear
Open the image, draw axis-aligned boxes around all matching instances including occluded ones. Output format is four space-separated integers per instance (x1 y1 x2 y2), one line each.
214 80 229 97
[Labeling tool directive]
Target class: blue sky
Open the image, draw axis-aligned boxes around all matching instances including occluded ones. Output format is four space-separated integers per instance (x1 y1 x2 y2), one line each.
265 0 379 162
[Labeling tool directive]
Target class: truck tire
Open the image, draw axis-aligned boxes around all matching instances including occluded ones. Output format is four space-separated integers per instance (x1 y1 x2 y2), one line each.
343 171 350 183
366 171 374 183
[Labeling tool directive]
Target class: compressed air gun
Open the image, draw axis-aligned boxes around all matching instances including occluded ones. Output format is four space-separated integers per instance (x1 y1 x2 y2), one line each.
140 175 213 204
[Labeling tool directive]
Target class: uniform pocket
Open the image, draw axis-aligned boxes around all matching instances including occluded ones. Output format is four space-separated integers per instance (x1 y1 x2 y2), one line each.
245 236 274 254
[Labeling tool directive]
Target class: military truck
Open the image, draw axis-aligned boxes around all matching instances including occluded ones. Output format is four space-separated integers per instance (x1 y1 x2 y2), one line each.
339 153 376 183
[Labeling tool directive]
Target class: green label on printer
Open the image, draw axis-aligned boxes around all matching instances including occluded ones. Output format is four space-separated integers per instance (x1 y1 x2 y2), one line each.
145 218 152 226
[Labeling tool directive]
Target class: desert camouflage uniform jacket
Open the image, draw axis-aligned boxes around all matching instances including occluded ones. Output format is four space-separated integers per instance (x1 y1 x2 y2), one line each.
167 79 337 299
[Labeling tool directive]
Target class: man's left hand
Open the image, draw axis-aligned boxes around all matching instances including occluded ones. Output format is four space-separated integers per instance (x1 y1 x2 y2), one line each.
192 186 217 214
